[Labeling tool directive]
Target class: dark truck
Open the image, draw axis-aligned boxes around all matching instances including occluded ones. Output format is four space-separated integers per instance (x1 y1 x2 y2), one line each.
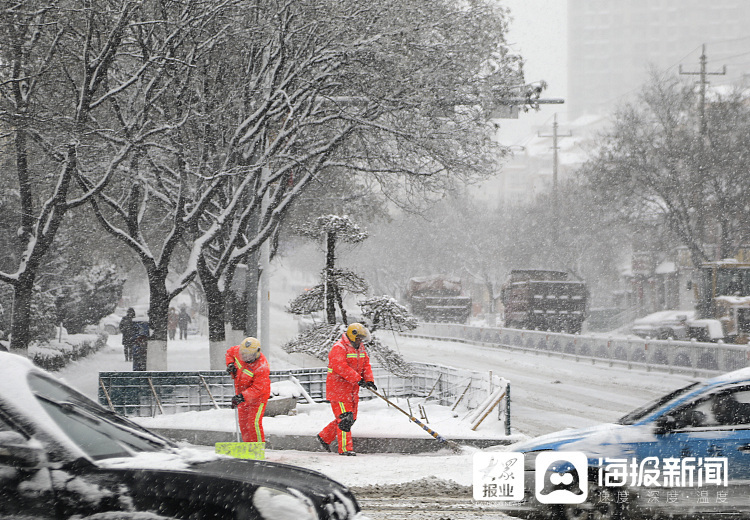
501 269 588 333
406 275 472 323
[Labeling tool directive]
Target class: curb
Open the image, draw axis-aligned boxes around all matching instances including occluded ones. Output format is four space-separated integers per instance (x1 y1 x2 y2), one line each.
150 428 512 454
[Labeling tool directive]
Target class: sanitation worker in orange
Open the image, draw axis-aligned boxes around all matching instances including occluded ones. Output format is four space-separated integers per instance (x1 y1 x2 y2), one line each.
317 323 377 456
225 337 271 442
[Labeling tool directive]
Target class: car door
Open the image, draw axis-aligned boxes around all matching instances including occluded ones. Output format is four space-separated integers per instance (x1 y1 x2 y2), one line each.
645 384 750 512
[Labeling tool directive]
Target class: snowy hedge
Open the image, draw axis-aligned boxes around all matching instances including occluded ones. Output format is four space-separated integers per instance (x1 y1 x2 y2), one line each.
29 332 109 371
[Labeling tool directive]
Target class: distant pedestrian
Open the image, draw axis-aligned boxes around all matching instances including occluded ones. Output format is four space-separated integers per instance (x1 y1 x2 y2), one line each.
167 307 178 340
131 318 150 371
178 306 191 340
317 323 377 456
118 308 136 362
225 337 271 442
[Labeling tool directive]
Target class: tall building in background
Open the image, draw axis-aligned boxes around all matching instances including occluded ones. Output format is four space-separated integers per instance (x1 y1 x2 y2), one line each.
567 0 750 119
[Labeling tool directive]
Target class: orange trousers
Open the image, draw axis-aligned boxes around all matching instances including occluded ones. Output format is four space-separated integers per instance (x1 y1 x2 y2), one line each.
237 400 267 442
318 396 359 454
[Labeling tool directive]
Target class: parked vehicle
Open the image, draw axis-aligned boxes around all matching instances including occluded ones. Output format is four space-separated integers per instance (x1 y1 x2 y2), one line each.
500 367 750 519
632 260 750 343
501 270 588 333
406 275 472 323
0 351 360 519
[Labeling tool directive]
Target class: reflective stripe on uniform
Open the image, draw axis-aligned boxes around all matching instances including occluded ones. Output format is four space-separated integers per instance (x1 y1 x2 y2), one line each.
338 402 349 453
254 403 265 441
234 356 254 377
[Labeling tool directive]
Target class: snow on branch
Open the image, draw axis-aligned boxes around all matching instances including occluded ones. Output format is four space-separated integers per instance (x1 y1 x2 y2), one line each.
287 285 325 315
295 214 368 243
281 323 415 378
358 295 418 333
282 323 341 360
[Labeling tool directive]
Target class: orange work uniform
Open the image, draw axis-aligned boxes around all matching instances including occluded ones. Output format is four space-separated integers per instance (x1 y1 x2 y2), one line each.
318 333 374 454
225 345 271 442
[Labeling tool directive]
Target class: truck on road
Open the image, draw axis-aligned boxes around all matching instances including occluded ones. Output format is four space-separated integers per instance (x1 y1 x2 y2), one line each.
501 269 588 333
406 275 472 324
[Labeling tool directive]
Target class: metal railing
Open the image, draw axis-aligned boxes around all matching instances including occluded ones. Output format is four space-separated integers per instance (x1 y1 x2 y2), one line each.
408 323 750 375
98 362 510 433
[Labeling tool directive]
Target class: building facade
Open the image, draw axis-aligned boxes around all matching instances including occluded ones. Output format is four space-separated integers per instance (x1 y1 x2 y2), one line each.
568 0 750 119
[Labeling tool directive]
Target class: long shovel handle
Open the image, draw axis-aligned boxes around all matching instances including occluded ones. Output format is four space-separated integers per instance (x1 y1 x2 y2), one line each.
367 388 461 452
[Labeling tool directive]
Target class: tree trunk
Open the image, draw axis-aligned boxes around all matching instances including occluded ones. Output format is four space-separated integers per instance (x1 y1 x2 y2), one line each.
9 274 35 356
199 260 229 370
334 284 348 326
325 231 337 324
145 269 170 371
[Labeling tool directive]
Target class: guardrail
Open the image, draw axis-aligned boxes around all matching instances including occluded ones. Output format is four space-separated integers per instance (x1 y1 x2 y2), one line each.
98 362 511 434
408 323 750 376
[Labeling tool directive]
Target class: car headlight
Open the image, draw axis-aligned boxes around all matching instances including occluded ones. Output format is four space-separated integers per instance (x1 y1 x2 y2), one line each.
253 486 318 520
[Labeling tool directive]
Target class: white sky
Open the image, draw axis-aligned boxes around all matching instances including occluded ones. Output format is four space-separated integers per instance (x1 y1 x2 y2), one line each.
496 0 569 147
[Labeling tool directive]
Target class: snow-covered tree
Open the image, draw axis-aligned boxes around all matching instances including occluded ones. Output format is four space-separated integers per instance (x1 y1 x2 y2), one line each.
0 2 154 355
192 0 530 368
53 264 124 335
580 72 750 265
292 215 369 325
283 216 416 376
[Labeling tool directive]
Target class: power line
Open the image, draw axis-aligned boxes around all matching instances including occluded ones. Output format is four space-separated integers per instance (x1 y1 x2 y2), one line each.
679 44 727 136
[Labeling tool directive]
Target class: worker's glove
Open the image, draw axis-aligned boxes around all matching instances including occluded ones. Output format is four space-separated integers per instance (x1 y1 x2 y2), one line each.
358 379 377 391
230 394 245 408
226 363 237 377
337 411 355 432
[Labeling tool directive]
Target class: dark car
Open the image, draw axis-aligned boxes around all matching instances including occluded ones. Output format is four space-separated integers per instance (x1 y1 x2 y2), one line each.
0 351 360 519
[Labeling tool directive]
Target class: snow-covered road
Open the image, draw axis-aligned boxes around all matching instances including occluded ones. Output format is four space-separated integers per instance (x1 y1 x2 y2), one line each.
388 335 698 438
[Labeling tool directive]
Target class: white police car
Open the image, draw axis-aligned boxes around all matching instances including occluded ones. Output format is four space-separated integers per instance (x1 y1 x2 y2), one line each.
501 367 750 520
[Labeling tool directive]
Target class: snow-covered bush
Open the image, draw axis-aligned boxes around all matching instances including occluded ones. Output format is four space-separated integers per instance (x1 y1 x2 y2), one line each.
29 332 108 371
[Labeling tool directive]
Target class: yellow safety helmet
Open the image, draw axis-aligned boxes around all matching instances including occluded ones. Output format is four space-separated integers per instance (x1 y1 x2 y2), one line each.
239 337 261 362
346 323 370 343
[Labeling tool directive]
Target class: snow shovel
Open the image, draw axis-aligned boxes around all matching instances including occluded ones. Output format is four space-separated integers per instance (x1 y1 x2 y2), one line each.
214 408 266 460
365 387 462 453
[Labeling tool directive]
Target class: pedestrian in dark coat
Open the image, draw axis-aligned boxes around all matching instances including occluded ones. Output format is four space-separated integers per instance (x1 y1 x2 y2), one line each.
118 308 136 361
178 307 191 340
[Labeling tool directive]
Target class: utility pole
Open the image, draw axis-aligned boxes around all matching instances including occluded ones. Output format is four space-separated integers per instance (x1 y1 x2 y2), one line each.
679 44 726 136
538 113 572 199
679 44 726 258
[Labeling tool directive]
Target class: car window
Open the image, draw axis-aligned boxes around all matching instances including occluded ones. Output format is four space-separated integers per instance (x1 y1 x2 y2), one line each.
671 386 750 428
619 382 700 425
28 372 172 460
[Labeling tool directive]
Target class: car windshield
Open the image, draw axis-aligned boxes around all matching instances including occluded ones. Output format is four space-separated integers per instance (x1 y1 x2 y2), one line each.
28 372 173 461
618 382 700 425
